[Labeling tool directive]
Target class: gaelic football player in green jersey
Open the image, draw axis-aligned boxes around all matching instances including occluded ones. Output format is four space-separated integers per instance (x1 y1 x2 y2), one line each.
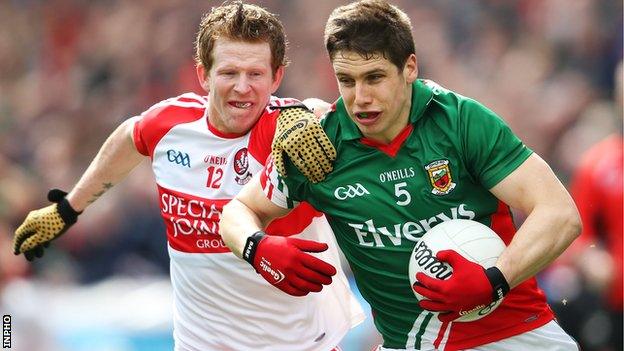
221 1 582 350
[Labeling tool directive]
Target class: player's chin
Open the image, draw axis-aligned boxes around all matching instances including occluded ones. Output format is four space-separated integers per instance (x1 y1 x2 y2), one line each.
229 115 261 133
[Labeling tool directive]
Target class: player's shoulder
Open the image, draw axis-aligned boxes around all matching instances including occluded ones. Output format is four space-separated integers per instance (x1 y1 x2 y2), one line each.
246 96 304 162
421 79 495 125
144 92 207 115
252 96 302 130
253 96 300 125
319 100 343 141
265 96 301 113
421 79 468 109
139 92 207 127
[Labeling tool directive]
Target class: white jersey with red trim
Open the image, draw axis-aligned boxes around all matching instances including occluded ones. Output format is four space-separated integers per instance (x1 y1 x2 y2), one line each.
132 93 364 351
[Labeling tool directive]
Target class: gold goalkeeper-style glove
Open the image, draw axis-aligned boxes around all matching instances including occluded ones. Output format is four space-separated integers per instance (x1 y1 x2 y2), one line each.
13 189 81 261
271 104 337 183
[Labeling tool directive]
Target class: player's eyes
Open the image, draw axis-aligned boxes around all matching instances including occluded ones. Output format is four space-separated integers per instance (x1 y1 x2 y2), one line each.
338 78 354 87
219 71 236 76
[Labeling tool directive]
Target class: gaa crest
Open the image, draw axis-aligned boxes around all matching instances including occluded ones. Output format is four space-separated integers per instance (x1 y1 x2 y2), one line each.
425 159 456 195
233 148 252 185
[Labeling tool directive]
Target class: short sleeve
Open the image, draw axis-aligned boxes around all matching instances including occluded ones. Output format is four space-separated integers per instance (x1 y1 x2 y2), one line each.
460 98 533 189
247 97 303 164
133 116 150 156
260 156 312 209
129 94 206 158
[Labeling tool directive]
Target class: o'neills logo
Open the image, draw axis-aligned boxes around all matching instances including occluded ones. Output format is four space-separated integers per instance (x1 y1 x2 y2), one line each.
259 257 285 284
412 241 453 280
276 119 308 143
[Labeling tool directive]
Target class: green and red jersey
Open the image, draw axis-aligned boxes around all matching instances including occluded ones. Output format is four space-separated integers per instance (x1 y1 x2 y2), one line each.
261 80 554 350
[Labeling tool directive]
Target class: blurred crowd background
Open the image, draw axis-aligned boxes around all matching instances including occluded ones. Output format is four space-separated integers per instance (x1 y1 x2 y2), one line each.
0 0 621 350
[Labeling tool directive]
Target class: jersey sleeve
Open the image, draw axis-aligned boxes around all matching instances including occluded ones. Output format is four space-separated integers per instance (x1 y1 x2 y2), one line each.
132 94 207 158
133 114 152 156
459 98 533 189
247 110 278 165
260 156 313 209
247 97 305 164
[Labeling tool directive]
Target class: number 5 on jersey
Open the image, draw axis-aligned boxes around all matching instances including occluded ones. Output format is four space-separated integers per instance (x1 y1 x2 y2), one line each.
395 182 411 206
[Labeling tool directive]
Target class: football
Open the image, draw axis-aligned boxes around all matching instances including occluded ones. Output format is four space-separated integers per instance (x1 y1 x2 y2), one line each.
409 219 507 322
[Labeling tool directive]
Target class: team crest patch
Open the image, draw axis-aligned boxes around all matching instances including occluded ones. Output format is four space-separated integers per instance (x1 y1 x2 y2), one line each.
233 148 252 185
425 160 456 195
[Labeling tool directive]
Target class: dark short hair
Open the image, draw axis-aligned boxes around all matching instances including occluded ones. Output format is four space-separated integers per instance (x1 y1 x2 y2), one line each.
324 0 415 70
195 1 288 75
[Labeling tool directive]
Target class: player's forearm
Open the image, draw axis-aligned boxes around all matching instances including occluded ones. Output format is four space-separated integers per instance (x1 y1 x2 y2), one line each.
66 118 144 211
496 204 581 288
221 198 266 258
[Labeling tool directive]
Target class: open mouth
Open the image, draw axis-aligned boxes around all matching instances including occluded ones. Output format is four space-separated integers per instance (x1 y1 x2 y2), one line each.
355 112 380 119
354 111 381 126
229 102 252 109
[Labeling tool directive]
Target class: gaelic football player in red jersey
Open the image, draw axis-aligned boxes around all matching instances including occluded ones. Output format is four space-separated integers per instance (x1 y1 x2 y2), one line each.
564 60 622 350
13 2 363 350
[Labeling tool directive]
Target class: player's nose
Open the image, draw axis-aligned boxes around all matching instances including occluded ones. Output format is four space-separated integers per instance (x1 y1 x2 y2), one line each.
233 76 252 95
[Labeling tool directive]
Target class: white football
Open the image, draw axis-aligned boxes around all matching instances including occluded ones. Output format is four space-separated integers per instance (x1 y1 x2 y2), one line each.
409 219 506 322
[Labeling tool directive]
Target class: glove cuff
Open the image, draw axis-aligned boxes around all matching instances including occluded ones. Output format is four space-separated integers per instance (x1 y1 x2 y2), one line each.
57 198 81 225
48 189 81 225
269 103 310 111
485 266 510 301
242 231 266 265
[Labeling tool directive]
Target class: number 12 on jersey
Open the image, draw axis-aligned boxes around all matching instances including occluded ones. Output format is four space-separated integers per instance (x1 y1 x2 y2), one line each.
206 166 223 189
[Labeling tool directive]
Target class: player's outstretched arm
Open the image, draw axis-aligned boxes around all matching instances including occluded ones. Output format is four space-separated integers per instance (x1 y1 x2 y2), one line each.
66 117 144 212
221 175 337 296
13 118 145 260
489 153 582 288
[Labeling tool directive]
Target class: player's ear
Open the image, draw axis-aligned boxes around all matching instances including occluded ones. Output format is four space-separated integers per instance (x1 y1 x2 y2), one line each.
270 66 285 94
403 54 418 84
196 64 210 92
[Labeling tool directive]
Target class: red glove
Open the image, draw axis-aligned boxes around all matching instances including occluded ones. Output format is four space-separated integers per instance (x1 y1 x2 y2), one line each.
243 231 337 296
413 250 509 322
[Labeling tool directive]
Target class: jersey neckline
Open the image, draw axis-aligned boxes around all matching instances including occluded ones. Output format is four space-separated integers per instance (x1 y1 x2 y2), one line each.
360 123 414 157
206 116 248 139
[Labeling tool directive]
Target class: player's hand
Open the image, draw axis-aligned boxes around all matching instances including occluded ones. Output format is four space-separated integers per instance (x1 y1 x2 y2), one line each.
271 104 336 183
412 250 508 322
13 189 81 261
242 231 337 296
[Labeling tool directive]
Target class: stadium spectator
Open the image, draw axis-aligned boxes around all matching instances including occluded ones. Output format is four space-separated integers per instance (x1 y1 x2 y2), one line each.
548 60 622 351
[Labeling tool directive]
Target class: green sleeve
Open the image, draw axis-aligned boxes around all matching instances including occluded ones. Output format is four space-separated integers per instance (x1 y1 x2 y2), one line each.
459 98 533 189
279 156 314 207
